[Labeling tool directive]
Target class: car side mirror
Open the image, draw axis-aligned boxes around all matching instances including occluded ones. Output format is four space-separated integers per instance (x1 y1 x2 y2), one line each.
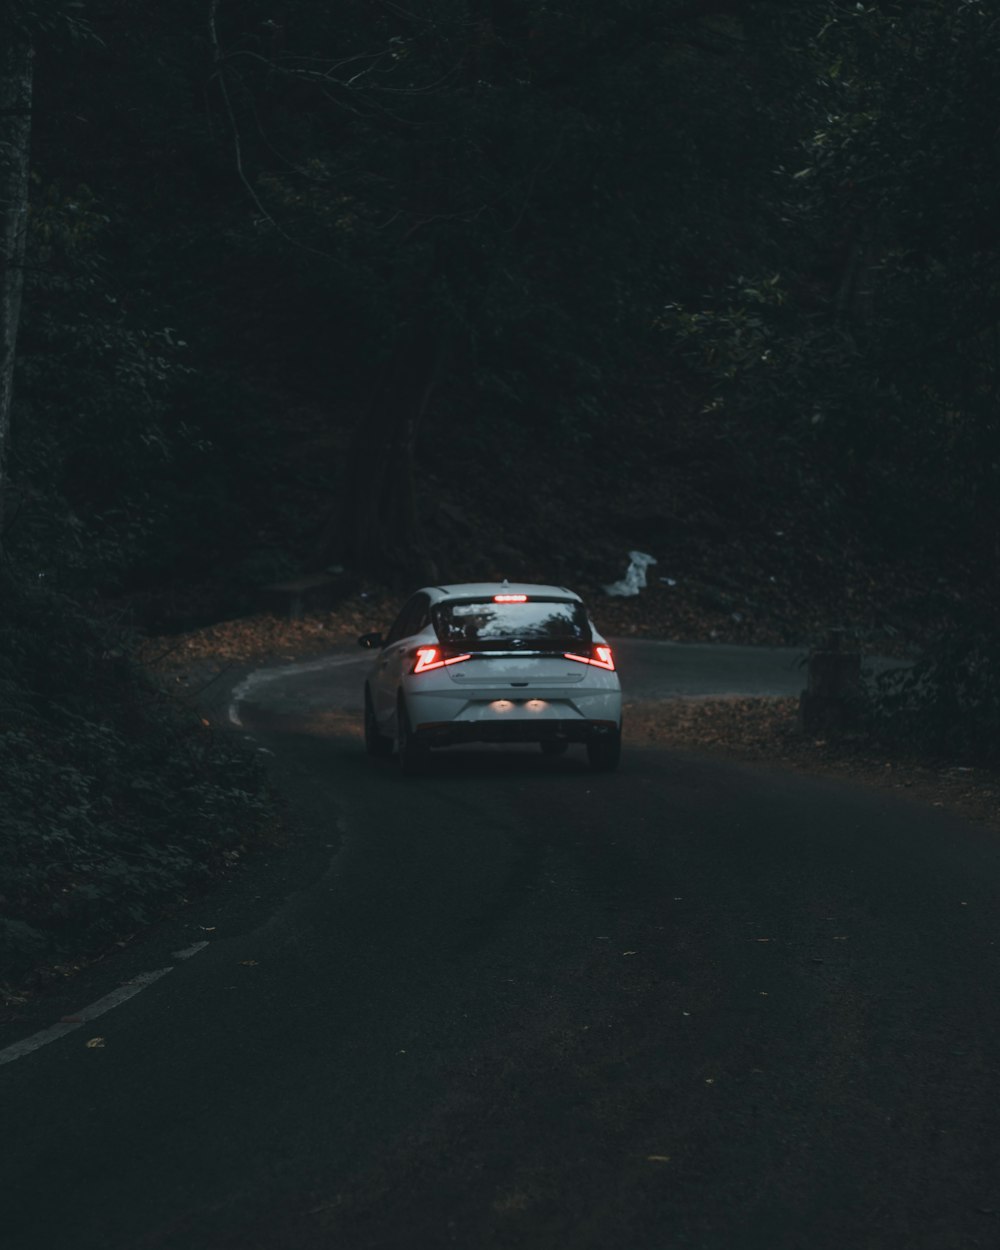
358 631 384 649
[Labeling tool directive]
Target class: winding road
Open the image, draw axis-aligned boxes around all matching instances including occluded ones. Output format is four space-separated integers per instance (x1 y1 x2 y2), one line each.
2 640 999 1250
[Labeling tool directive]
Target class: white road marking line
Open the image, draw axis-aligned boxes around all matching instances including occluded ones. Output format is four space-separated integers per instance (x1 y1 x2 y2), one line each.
0 967 173 1066
3 658 367 1069
171 940 210 960
228 653 367 727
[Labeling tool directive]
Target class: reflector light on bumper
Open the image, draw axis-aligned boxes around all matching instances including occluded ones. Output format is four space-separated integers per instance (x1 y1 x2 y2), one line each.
563 644 616 671
412 647 472 674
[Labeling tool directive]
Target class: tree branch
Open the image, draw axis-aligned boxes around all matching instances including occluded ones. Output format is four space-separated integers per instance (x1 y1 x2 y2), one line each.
206 0 347 263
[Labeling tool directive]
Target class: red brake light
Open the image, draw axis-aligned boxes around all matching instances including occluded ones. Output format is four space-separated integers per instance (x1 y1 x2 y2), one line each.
494 594 528 603
413 646 472 674
564 644 616 671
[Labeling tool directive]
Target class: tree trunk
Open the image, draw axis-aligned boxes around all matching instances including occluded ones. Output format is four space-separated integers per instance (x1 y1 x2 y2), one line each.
317 317 444 588
0 26 33 556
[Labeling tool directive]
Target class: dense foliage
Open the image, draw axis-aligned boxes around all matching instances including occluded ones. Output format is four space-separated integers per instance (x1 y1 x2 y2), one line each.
0 577 275 986
3 1 993 598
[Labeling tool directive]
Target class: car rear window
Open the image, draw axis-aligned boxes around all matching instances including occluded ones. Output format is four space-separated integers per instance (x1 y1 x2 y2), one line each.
432 598 591 649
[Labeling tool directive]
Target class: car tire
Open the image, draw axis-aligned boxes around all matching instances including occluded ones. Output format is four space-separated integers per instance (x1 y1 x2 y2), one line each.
587 727 621 773
364 687 393 758
540 740 569 756
396 694 428 776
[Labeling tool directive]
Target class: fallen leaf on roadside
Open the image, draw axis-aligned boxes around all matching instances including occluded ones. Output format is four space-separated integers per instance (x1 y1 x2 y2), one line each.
646 1155 671 1163
622 950 637 956
240 960 259 967
492 1191 531 1214
85 1037 105 1049
307 1199 341 1216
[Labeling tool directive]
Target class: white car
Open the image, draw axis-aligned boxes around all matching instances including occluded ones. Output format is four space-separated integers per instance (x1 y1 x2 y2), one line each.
359 582 622 774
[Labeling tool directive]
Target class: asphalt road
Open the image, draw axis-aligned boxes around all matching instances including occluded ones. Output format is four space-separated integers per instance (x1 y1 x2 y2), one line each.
3 641 999 1250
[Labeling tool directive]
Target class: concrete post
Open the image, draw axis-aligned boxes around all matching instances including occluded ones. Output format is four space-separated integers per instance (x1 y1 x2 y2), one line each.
798 628 862 733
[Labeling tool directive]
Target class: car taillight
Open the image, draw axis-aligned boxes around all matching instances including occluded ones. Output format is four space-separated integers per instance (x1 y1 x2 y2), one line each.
564 644 616 671
494 594 528 603
412 646 472 674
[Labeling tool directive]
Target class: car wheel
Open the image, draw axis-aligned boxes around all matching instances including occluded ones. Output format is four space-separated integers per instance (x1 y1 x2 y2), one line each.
396 694 428 776
540 740 568 756
364 687 393 758
587 728 621 773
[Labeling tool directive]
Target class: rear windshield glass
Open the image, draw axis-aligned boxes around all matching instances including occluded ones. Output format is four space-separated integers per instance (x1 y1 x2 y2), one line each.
433 598 591 649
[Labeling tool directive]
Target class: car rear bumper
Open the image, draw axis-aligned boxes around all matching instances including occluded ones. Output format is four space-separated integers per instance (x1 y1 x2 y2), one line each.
404 687 621 740
414 717 620 748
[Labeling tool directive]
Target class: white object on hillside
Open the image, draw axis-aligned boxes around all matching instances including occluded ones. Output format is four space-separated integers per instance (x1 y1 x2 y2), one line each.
602 551 657 597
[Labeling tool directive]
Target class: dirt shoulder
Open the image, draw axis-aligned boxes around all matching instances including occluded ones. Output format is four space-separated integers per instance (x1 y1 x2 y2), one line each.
626 696 1000 835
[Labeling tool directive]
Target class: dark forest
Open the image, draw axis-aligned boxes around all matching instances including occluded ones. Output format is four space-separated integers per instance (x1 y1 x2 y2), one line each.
2 0 998 992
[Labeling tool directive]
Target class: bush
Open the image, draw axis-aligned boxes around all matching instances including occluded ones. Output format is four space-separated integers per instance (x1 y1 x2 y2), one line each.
865 614 1000 762
0 582 278 989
